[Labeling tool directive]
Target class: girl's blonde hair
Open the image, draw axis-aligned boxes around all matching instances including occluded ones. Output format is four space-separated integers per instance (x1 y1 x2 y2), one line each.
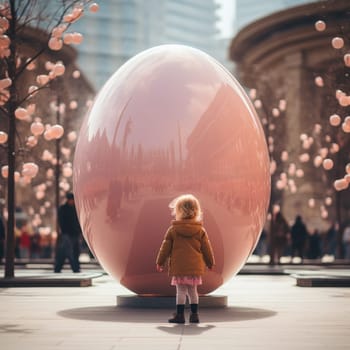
169 194 202 221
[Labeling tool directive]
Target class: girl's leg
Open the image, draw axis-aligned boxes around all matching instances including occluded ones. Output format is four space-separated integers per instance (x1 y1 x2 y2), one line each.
187 285 200 323
187 285 199 304
169 285 186 323
176 284 187 305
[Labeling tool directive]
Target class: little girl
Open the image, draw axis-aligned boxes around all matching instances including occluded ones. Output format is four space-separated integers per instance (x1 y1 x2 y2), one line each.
156 194 215 324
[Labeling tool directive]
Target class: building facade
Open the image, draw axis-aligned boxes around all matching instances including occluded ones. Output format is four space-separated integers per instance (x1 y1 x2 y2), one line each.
230 0 350 231
71 0 225 90
234 0 320 33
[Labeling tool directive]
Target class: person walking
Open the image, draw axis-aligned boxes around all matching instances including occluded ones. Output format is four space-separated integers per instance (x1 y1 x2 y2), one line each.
307 229 322 259
0 214 5 263
290 215 308 260
269 211 289 265
54 192 82 273
342 223 350 260
254 228 268 258
30 230 41 259
325 222 338 257
18 223 31 259
156 194 215 324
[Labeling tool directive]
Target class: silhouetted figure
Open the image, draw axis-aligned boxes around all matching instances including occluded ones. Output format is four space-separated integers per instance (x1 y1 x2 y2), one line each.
106 179 123 221
54 192 82 273
14 226 20 258
307 229 321 259
19 223 31 258
270 211 289 265
123 176 132 200
290 215 308 260
342 224 350 260
41 234 53 258
254 229 268 257
30 231 41 259
0 215 5 263
325 222 338 257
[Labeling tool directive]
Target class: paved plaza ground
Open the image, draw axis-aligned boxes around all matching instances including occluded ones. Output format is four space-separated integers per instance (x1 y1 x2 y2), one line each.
0 267 349 350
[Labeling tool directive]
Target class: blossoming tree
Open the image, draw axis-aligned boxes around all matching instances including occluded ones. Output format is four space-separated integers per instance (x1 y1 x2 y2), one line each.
0 0 99 278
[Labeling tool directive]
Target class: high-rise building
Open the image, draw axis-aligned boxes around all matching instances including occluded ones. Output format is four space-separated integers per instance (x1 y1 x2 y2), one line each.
234 0 320 33
71 0 224 90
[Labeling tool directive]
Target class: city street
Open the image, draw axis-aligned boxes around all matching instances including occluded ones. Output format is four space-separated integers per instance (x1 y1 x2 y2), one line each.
1 270 349 350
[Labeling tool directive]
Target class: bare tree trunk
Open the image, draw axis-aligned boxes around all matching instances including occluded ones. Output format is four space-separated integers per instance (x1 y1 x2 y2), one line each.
55 97 61 236
5 104 16 278
5 0 17 278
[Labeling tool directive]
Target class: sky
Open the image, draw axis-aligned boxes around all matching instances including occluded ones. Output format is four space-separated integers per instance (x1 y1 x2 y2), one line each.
215 0 235 38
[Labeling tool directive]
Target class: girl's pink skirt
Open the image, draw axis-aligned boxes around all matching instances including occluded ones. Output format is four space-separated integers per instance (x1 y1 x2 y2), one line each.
171 276 202 286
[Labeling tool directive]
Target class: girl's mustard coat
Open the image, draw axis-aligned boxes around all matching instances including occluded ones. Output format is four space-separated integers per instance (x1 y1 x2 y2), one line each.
156 220 215 276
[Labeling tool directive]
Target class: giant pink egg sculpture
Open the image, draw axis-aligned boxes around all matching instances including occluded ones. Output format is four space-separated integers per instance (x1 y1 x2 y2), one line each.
73 45 270 295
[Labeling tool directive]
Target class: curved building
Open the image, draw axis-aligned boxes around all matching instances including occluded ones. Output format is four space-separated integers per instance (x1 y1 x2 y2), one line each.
230 0 350 229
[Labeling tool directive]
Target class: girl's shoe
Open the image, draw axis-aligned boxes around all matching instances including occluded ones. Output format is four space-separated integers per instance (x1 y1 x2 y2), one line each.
168 313 185 324
189 313 199 323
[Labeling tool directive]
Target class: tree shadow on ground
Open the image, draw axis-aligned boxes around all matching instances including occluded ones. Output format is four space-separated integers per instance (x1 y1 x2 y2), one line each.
0 324 34 334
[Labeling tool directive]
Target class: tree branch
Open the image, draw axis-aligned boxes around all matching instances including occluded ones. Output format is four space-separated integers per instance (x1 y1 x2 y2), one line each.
15 0 86 80
18 84 50 106
15 46 46 80
17 0 33 20
0 105 9 118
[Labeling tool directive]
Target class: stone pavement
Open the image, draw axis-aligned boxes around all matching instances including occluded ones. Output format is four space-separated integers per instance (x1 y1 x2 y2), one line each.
0 271 350 350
